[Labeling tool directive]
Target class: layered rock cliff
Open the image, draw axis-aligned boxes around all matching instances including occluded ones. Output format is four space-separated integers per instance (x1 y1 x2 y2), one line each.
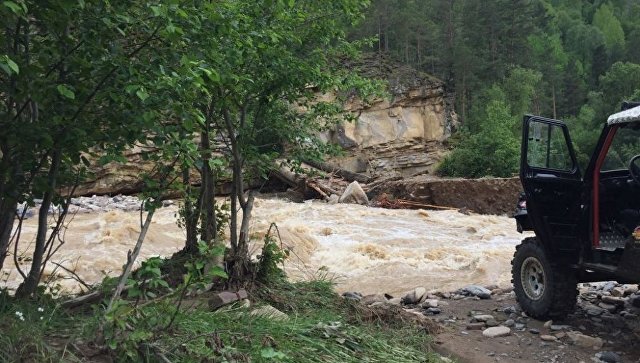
74 56 455 196
322 55 457 177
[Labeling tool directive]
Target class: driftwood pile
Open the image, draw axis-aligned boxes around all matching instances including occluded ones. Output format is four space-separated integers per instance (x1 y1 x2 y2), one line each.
271 159 370 201
271 160 464 211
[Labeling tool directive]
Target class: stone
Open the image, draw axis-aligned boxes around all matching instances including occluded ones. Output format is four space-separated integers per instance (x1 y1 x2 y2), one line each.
338 181 369 205
461 285 492 299
485 319 499 327
601 281 617 293
624 285 638 296
630 294 640 308
529 328 540 335
342 292 362 301
550 325 570 331
567 332 604 350
360 294 388 305
482 326 510 338
540 335 557 342
586 307 604 316
554 332 566 339
403 287 426 305
425 307 441 315
515 323 526 330
502 319 515 327
327 194 340 205
250 305 288 321
543 320 553 328
601 295 626 306
610 287 625 297
208 290 249 310
422 299 439 308
472 314 495 322
598 302 617 313
388 297 402 305
595 351 622 363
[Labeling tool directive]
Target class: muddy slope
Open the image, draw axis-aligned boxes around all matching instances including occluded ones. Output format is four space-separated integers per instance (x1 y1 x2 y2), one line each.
369 176 522 215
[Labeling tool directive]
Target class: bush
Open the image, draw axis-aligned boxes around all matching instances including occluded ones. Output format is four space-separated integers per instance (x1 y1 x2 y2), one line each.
438 100 519 178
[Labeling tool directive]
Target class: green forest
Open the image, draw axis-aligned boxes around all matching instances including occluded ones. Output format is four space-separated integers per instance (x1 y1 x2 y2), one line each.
352 0 640 176
2 0 640 361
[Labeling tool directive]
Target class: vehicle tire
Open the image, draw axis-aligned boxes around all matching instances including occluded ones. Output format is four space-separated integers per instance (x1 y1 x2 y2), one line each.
511 237 577 320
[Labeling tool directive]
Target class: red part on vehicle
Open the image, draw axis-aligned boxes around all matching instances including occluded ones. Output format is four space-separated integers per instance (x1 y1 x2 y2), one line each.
592 126 618 248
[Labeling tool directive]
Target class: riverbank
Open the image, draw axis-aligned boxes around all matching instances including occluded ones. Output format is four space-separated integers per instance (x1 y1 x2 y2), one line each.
0 279 446 362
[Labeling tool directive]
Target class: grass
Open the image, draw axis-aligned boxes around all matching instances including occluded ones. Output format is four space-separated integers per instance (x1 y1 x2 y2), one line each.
0 280 445 362
0 288 83 362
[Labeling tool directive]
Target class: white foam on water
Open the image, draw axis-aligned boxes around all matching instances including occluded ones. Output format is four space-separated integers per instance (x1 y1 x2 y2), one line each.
3 197 528 295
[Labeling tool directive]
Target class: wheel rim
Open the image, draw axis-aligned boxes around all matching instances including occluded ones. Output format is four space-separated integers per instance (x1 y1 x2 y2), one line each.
521 256 546 301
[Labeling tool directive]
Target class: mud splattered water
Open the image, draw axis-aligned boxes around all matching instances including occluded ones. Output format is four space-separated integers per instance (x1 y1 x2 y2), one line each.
2 197 528 295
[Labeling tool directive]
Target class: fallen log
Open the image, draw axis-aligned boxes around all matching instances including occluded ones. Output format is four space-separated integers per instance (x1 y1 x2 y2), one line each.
272 165 304 188
272 164 340 199
61 290 103 309
303 159 372 184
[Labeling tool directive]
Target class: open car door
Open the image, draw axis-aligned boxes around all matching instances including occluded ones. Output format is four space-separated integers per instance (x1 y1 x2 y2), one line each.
521 116 583 253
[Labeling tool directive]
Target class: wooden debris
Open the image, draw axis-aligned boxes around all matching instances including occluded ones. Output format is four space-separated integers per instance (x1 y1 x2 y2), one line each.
61 290 103 309
303 159 372 184
372 195 460 211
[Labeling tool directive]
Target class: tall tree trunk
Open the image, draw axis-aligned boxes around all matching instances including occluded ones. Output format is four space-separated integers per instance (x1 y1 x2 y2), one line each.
182 165 199 253
200 129 216 246
15 149 61 298
0 197 16 271
0 149 16 270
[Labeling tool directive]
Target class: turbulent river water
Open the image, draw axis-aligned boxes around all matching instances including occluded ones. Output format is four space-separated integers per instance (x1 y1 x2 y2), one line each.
2 196 528 296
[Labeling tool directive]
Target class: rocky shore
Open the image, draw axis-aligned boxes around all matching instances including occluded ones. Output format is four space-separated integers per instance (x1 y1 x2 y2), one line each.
344 282 640 363
16 194 175 217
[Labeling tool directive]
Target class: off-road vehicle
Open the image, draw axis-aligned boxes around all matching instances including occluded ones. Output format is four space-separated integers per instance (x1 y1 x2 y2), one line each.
512 101 640 319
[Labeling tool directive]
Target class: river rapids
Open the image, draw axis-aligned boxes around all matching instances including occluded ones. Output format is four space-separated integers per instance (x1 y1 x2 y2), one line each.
2 196 528 295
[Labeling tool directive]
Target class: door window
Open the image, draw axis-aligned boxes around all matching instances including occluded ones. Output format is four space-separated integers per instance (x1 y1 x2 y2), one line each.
602 124 640 172
527 121 574 171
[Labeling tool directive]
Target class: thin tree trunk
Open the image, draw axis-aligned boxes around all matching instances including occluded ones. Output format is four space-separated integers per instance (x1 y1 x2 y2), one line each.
16 149 61 298
182 165 199 253
200 130 216 246
0 198 16 271
0 150 16 270
107 208 155 311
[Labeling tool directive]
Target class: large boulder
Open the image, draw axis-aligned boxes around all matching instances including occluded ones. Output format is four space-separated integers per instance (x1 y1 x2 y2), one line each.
339 181 369 205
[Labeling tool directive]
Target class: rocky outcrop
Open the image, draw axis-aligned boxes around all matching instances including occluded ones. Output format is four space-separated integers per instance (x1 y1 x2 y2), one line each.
73 55 454 197
321 54 457 178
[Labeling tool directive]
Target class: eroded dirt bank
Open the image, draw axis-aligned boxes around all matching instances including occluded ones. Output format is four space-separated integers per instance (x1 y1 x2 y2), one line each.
369 176 522 215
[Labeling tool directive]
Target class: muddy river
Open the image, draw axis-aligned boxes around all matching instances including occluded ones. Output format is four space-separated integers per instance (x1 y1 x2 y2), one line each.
2 197 528 295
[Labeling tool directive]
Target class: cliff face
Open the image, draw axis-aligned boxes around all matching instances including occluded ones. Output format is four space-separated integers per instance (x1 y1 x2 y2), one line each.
322 55 457 177
74 57 454 196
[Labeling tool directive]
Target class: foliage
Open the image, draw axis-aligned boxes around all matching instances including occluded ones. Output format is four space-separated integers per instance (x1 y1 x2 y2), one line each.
103 246 228 360
257 226 290 285
354 0 640 177
438 99 519 178
125 257 169 301
0 291 81 362
0 0 172 296
102 279 442 362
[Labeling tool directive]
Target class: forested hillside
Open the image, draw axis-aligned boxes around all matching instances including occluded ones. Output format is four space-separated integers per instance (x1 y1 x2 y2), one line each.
352 0 640 176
